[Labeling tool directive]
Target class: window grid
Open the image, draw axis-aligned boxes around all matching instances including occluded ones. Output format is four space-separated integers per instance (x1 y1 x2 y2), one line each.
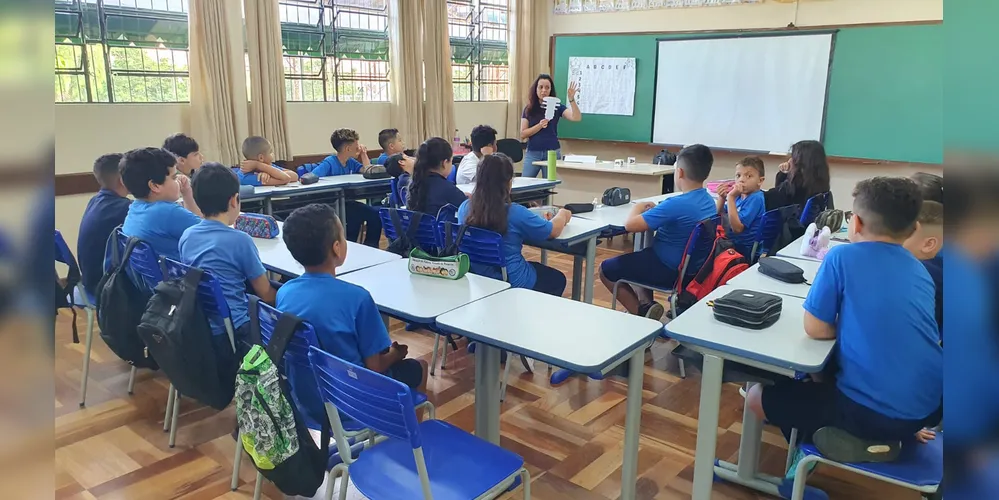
448 0 509 102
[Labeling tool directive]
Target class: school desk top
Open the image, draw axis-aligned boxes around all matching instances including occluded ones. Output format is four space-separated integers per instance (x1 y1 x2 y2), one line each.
253 222 399 277
531 160 675 177
457 177 561 195
727 257 822 300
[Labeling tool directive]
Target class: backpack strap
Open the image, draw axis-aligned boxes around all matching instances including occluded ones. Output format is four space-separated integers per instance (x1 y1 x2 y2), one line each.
443 222 468 256
404 211 424 241
176 266 203 314
263 311 304 369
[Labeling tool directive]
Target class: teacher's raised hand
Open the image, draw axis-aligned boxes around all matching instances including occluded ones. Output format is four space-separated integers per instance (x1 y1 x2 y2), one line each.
563 81 582 122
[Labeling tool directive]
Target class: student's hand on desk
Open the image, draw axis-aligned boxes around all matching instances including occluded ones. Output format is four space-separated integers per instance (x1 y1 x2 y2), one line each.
258 172 272 184
916 428 936 443
556 208 572 223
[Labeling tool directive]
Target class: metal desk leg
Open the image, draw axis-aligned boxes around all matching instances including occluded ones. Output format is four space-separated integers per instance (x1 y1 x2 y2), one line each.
619 348 646 500
737 384 764 479
692 354 724 500
584 236 596 304
540 249 548 265
264 197 273 216
474 343 502 444
571 256 582 301
633 231 643 252
339 195 348 228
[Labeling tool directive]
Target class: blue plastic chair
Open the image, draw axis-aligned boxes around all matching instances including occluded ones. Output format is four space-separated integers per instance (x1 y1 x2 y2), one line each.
784 434 943 500
436 204 458 223
389 178 401 208
309 346 530 500
447 162 458 184
799 192 831 227
114 228 164 295
55 230 98 408
379 208 440 254
749 208 784 262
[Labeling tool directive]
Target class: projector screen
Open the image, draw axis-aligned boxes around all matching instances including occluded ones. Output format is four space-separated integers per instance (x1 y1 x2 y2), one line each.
651 33 834 153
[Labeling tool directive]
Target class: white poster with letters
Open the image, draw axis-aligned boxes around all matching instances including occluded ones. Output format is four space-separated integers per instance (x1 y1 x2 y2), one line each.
568 56 637 116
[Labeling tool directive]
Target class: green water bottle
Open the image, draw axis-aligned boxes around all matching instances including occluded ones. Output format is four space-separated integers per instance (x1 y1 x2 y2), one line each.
547 150 557 181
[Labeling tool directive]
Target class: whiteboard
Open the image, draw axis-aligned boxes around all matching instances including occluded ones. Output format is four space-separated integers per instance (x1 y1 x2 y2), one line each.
651 33 834 153
568 56 637 116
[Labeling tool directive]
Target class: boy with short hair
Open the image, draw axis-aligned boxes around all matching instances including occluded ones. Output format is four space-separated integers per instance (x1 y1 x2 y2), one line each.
903 173 944 334
276 204 428 392
455 125 498 185
599 144 717 319
237 136 299 186
120 147 202 261
78 153 131 296
716 156 766 257
747 177 942 468
179 163 276 340
162 133 204 177
375 128 406 165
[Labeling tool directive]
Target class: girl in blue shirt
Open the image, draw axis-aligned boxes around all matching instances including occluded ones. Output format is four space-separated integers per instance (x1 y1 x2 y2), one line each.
520 74 582 178
457 153 570 296
407 137 467 220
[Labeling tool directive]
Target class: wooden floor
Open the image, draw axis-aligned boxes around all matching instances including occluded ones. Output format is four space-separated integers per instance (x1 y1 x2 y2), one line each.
55 236 921 500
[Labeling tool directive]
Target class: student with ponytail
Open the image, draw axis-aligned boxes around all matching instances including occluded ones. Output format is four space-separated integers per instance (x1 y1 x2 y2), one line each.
407 137 467 219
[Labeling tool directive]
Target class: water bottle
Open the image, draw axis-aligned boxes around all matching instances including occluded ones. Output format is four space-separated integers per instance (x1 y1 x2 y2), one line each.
453 129 461 150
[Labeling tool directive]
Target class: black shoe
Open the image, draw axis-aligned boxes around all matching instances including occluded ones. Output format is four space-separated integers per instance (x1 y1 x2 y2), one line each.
813 427 901 463
637 301 665 320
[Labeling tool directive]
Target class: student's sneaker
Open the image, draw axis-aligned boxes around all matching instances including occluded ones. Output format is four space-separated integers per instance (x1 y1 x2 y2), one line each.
785 447 818 480
813 426 901 463
638 301 665 321
520 355 535 373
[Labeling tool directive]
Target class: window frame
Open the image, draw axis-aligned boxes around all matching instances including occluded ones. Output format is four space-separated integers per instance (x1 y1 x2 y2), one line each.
448 0 509 102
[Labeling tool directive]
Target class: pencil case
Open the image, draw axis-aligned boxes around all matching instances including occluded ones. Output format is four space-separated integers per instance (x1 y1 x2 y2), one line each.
758 257 806 284
234 213 280 239
408 248 469 280
709 289 783 330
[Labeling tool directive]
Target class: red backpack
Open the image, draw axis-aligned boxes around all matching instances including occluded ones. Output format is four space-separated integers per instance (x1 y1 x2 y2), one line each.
674 224 749 314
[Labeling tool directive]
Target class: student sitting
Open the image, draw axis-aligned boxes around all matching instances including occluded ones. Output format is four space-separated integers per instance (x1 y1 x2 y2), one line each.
120 147 202 261
384 153 414 206
599 144 716 319
458 153 569 297
179 163 277 343
407 137 468 220
237 136 298 186
276 203 428 393
716 156 766 257
765 140 832 211
747 177 942 469
903 172 943 335
375 128 406 165
77 153 131 297
300 129 382 247
162 133 204 178
455 125 498 185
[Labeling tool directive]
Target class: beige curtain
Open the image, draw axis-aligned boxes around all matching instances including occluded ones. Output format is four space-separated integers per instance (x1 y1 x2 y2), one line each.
389 0 428 143
422 0 456 141
245 0 293 161
506 0 551 139
188 0 241 165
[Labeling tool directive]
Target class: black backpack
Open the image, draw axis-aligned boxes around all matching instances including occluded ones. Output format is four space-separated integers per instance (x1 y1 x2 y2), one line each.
653 149 677 165
386 209 425 257
55 254 82 344
137 266 236 410
95 232 158 370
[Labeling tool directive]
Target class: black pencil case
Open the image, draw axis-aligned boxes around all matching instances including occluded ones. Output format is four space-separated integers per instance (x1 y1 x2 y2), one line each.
758 257 806 284
711 289 783 330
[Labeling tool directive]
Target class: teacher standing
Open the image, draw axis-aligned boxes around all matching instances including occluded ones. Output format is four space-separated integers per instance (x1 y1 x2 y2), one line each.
520 74 582 178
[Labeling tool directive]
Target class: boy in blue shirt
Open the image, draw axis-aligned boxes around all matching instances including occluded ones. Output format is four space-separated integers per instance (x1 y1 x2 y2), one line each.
301 129 382 247
77 153 130 296
179 163 277 342
375 128 406 165
120 147 202 261
162 133 204 178
599 144 717 320
276 204 427 392
747 177 942 468
903 172 943 335
237 136 298 186
716 156 766 257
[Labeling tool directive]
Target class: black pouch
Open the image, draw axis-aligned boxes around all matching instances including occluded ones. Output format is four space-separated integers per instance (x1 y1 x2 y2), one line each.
564 203 594 214
601 187 631 206
300 172 319 185
758 257 806 284
711 289 783 329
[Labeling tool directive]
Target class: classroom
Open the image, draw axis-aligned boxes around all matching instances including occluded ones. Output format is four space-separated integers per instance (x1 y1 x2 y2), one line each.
52 1 990 499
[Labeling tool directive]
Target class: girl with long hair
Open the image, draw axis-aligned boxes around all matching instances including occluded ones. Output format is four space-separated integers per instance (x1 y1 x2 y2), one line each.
406 137 466 219
458 153 571 296
520 73 582 178
765 139 833 211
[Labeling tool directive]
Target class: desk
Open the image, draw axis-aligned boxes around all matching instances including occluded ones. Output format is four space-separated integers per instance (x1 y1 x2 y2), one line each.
574 193 683 252
242 175 391 223
339 258 510 323
665 285 835 500
458 177 560 204
435 288 663 500
532 160 675 205
254 222 399 278
776 234 848 262
528 216 607 303
727 257 821 299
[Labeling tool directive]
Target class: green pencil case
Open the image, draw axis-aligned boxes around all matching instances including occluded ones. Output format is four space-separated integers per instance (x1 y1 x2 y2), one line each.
408 248 469 280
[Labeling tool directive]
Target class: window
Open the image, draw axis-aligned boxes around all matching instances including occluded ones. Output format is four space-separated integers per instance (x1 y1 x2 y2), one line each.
280 0 390 102
448 0 509 102
55 0 191 103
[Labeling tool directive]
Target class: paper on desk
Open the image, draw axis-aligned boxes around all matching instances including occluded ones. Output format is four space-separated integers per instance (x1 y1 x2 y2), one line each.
563 155 597 163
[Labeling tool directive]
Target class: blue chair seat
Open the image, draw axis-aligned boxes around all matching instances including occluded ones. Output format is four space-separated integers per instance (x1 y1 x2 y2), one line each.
72 287 96 309
800 434 943 487
349 419 524 500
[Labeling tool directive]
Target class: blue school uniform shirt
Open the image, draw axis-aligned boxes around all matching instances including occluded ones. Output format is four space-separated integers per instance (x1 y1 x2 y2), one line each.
411 173 467 220
77 189 131 295
375 153 389 165
522 104 565 152
922 253 943 335
121 199 201 261
641 188 717 269
308 155 363 177
276 273 391 367
235 165 291 186
723 190 765 254
804 242 942 421
457 200 552 289
178 219 266 330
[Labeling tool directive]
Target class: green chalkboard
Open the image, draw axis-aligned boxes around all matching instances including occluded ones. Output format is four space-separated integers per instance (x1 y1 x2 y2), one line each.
553 24 943 164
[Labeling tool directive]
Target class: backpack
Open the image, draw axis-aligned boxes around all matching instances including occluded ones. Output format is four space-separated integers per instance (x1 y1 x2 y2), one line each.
386 209 425 257
235 308 330 497
55 257 82 344
674 225 749 314
767 205 802 257
95 232 158 370
136 266 235 410
814 209 846 233
653 149 677 165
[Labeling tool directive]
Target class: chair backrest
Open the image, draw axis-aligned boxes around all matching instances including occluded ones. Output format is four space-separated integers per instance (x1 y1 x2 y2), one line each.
257 301 328 431
496 138 524 163
389 178 401 208
678 215 722 279
379 208 439 252
436 203 458 223
437 221 506 271
114 229 163 294
54 230 81 273
799 192 830 227
309 345 421 447
446 161 458 184
752 208 784 261
161 258 235 346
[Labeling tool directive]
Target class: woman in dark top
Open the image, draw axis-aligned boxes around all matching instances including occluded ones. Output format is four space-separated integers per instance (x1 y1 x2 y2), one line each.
764 140 832 211
407 137 467 220
520 74 582 178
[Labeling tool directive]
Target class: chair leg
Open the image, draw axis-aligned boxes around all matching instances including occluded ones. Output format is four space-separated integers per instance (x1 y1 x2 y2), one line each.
231 432 242 491
163 384 175 432
324 468 339 500
790 455 820 500
252 471 263 500
338 469 351 500
127 366 137 395
168 389 180 448
520 468 532 500
500 354 513 401
441 338 449 370
430 334 441 376
678 358 686 379
786 427 800 474
79 308 95 407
